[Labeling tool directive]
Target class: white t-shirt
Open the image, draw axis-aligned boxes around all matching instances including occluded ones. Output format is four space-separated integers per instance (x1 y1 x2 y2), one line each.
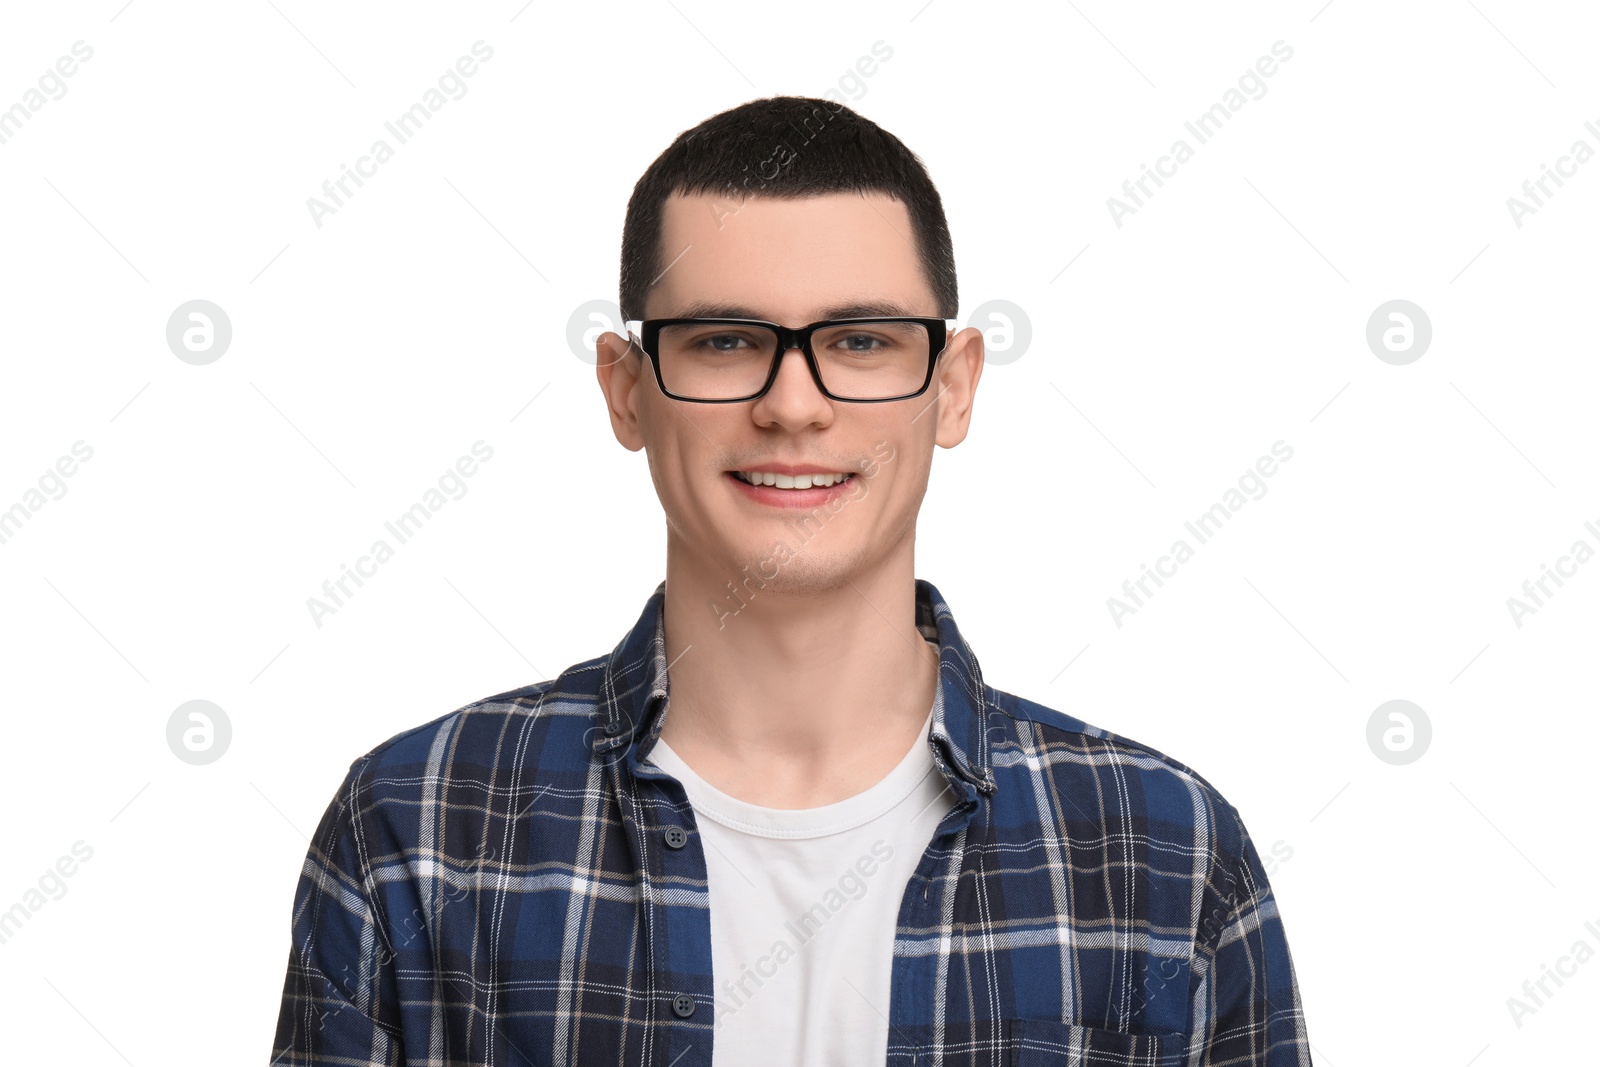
646 662 956 1065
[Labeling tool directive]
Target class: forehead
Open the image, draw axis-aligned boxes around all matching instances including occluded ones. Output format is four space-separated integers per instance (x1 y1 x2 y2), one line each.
649 191 934 321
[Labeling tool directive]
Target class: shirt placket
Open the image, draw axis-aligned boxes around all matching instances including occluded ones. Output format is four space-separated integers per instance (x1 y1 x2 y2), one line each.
613 723 718 1067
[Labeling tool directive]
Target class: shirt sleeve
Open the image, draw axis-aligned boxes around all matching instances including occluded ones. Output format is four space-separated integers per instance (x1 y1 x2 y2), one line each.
269 761 405 1066
1186 805 1312 1067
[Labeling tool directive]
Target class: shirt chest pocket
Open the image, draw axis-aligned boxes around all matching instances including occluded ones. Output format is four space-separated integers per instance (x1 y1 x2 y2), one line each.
1007 1018 1180 1067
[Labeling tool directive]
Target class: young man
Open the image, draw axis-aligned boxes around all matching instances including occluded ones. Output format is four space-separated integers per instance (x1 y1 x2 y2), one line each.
272 97 1311 1066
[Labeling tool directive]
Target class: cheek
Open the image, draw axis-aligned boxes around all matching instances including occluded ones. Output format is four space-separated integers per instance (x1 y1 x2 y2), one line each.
639 407 734 502
636 428 686 508
881 450 931 514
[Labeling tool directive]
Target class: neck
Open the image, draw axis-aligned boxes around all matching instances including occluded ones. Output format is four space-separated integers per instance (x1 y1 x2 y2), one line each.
656 538 939 808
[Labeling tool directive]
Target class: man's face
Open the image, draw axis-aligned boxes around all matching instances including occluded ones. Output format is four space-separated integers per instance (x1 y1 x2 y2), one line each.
596 191 982 596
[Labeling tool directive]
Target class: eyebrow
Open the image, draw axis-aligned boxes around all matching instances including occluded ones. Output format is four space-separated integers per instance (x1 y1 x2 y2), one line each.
669 300 930 322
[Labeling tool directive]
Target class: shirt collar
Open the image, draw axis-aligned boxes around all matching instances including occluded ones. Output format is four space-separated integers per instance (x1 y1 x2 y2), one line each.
592 578 997 796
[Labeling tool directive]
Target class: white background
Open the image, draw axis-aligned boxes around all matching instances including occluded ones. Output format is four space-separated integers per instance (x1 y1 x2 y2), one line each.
1 1 1596 1063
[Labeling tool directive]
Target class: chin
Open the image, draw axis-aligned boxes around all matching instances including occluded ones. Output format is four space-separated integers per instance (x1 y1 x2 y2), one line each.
725 545 861 599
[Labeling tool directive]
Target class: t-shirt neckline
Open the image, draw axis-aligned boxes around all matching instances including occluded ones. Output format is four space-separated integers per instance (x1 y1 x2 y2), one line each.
646 644 944 840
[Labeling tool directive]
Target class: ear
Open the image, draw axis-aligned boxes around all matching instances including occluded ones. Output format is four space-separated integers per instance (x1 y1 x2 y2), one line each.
595 330 647 452
931 326 984 448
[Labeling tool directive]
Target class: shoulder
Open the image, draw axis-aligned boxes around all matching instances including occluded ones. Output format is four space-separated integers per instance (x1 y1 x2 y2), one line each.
984 685 1252 856
334 657 611 814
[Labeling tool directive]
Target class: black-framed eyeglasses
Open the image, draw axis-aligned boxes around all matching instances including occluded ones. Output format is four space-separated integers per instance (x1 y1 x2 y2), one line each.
623 316 954 403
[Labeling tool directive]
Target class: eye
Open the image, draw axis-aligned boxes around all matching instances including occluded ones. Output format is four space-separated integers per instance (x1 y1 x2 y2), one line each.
682 330 763 353
837 333 886 351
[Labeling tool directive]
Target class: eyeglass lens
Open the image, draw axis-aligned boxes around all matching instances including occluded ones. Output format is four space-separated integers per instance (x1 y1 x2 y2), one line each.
656 321 931 400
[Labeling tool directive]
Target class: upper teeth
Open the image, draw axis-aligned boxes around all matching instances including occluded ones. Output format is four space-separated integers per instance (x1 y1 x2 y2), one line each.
737 471 849 489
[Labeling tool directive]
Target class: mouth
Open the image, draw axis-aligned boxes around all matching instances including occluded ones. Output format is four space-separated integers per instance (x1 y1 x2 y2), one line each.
725 468 860 507
730 470 855 489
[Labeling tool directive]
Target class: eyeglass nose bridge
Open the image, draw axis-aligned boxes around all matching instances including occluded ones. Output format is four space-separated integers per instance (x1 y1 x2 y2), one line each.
770 324 811 351
757 324 832 398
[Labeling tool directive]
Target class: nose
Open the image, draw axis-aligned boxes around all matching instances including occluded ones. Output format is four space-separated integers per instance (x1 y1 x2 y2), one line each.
751 343 833 427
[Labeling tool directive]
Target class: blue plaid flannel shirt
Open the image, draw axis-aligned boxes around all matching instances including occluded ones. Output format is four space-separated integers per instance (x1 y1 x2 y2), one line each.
272 578 1311 1065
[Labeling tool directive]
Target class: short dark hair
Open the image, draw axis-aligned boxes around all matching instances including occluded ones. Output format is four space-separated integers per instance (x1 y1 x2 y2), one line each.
618 96 958 322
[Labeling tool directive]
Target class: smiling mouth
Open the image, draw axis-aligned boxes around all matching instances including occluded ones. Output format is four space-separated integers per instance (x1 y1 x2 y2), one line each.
729 470 856 489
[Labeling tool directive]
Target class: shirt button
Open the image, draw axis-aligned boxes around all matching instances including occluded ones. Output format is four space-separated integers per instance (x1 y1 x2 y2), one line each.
663 825 688 849
671 993 696 1018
